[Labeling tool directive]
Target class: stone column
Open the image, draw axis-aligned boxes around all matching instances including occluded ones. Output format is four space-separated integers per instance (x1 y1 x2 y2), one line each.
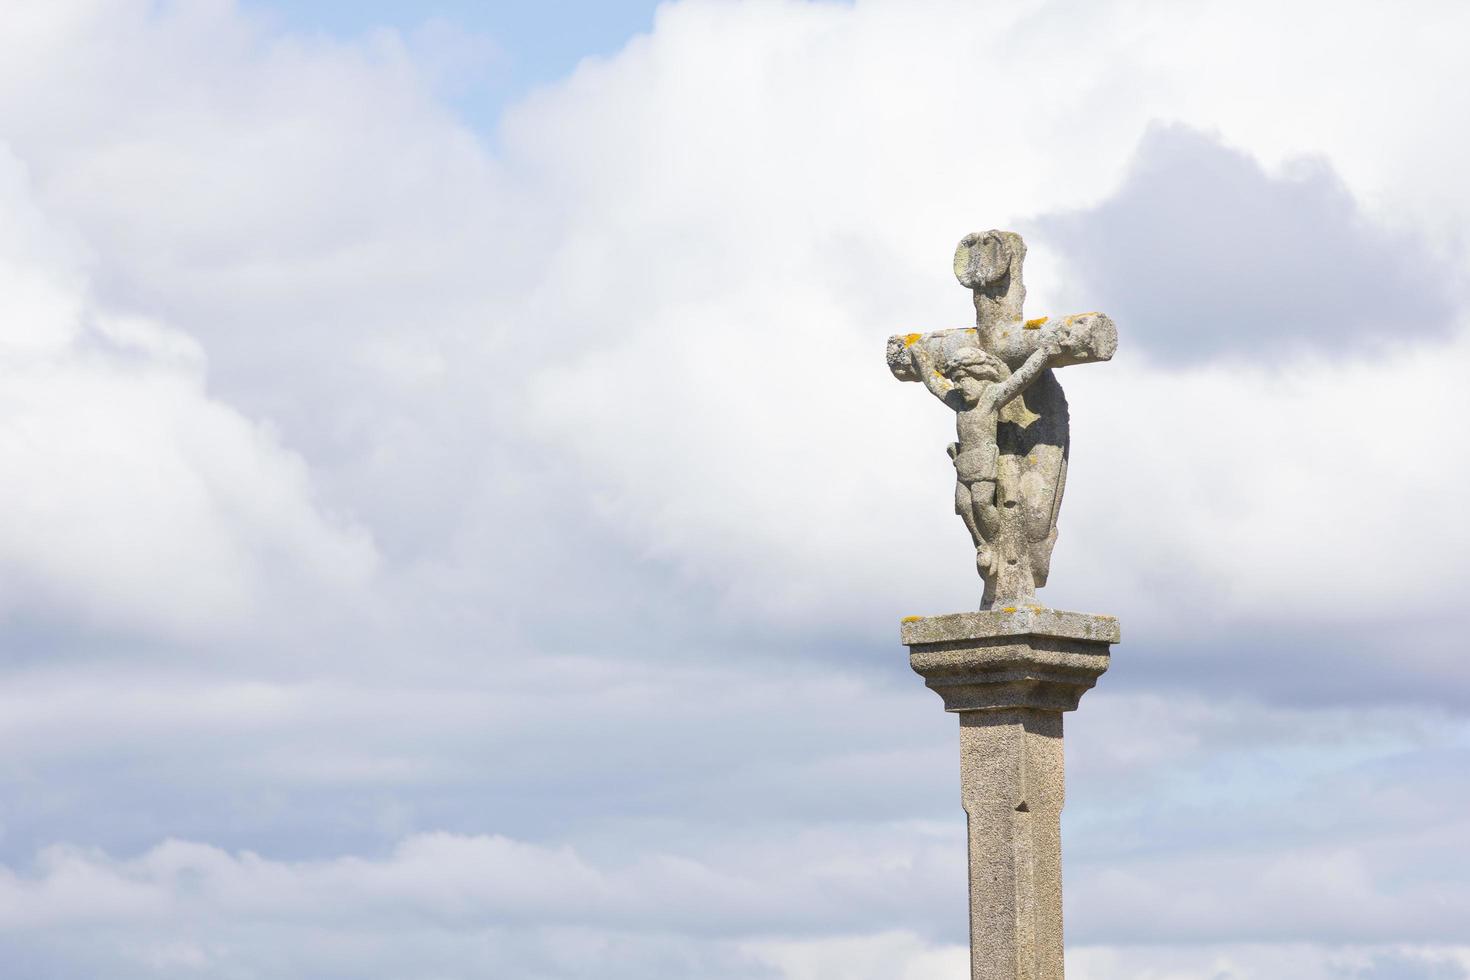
901 607 1118 980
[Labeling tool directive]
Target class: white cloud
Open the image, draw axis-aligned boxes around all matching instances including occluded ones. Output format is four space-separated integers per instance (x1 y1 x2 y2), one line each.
0 665 1465 957
3 0 1464 651
751 936 1470 980
745 931 967 980
0 144 375 638
1 826 1467 977
510 37 1470 659
0 0 1466 976
1060 326 1470 630
1070 943 1470 980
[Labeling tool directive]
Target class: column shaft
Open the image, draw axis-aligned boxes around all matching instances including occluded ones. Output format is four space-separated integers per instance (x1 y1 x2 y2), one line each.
960 709 1065 980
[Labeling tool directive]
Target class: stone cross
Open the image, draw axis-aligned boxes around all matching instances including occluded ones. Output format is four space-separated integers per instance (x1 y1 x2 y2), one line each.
887 231 1120 980
886 230 1116 610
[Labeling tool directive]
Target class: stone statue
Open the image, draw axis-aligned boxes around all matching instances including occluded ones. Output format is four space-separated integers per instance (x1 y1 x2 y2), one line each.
888 231 1117 608
890 231 1122 980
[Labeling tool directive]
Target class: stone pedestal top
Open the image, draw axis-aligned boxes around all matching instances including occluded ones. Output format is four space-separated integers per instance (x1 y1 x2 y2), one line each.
900 606 1120 646
900 607 1119 714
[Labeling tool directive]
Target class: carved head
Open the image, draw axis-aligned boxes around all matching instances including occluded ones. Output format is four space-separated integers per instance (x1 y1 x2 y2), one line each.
953 230 1025 291
944 346 1005 383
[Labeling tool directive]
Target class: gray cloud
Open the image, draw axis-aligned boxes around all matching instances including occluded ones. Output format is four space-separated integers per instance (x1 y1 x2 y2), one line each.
1358 953 1469 980
1029 124 1463 362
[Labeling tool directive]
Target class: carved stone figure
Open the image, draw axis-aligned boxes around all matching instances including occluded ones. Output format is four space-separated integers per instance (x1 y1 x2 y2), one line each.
887 231 1117 607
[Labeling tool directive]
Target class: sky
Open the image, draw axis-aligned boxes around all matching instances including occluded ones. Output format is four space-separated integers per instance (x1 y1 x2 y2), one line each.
0 0 1467 977
240 0 663 129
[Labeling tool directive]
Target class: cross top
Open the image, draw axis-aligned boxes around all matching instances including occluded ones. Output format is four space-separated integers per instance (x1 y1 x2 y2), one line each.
954 230 1027 326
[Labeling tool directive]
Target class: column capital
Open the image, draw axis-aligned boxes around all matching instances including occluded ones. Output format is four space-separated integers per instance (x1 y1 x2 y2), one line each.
900 606 1118 713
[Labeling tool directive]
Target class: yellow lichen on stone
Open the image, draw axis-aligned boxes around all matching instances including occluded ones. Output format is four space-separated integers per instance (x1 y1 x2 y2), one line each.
1001 606 1018 613
903 333 922 347
901 615 922 623
1024 316 1048 329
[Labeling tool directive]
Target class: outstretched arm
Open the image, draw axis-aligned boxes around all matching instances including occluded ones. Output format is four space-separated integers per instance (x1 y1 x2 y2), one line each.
989 334 1061 408
908 343 957 402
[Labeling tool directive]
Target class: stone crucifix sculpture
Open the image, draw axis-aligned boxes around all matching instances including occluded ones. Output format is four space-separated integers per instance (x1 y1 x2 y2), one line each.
887 231 1120 980
887 230 1117 609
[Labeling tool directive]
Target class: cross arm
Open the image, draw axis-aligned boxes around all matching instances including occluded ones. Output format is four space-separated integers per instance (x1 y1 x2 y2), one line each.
886 327 980 383
987 312 1118 368
902 336 961 403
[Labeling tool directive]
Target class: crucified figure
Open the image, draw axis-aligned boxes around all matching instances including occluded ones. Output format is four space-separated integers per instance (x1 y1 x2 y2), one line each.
907 332 1065 605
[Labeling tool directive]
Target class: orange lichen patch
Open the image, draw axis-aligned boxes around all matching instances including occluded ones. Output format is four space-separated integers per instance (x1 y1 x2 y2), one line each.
902 333 922 347
1001 606 1018 613
1024 316 1048 329
1028 605 1045 612
901 615 922 623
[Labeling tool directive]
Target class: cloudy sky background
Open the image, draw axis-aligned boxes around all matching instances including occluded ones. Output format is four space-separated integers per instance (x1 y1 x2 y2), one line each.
0 0 1467 976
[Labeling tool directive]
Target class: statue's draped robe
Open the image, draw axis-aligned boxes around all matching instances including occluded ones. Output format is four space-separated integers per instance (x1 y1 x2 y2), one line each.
997 367 1067 588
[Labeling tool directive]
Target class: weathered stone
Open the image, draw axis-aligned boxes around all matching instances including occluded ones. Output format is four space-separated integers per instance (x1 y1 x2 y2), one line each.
888 233 1122 980
887 230 1117 610
901 608 1117 980
903 608 1117 713
960 709 1064 980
